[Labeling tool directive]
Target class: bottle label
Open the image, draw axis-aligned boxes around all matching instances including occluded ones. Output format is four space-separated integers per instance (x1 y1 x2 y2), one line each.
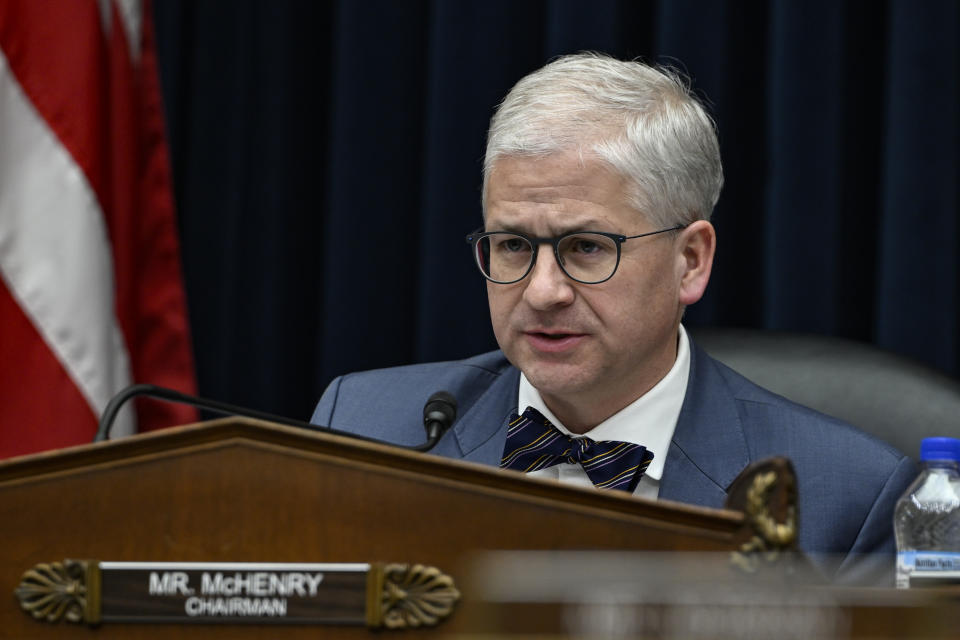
897 551 960 588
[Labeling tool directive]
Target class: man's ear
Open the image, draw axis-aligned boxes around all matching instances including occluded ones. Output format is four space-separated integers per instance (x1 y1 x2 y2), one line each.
676 220 715 306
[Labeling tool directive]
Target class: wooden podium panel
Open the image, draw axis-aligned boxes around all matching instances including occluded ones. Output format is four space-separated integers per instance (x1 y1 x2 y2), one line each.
0 418 762 639
451 551 960 639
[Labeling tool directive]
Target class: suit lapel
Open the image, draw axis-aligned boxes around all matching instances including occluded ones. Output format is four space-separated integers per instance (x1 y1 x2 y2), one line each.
658 341 751 509
450 365 520 465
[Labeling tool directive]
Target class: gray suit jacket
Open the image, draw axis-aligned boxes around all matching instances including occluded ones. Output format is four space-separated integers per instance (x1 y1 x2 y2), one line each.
312 341 917 582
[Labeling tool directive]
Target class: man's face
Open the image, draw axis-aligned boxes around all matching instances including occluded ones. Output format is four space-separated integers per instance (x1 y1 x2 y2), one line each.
484 152 690 427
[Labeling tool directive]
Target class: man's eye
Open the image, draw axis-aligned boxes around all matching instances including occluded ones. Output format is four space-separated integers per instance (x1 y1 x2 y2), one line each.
571 238 606 254
500 238 528 252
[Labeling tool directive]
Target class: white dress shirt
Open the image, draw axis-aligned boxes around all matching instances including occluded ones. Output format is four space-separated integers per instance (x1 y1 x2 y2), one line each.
517 324 691 500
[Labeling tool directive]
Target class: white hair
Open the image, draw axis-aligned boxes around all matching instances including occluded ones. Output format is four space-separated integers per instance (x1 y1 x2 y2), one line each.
483 52 723 227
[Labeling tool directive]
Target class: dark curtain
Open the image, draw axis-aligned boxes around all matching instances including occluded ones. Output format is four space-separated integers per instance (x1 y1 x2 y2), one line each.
153 0 960 422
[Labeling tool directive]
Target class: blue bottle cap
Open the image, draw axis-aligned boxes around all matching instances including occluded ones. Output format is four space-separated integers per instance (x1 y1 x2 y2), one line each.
920 437 960 462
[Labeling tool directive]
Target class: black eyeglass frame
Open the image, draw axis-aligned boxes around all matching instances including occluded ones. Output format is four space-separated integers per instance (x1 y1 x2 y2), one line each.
465 224 685 285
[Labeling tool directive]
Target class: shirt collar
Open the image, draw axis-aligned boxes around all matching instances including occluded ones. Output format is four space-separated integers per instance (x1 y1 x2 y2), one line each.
517 324 691 481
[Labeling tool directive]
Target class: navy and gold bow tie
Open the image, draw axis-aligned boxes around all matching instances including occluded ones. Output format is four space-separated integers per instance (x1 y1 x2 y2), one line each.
499 407 654 493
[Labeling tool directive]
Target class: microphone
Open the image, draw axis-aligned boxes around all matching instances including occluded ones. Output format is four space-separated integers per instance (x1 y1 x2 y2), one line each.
417 391 458 451
94 384 454 453
94 384 331 443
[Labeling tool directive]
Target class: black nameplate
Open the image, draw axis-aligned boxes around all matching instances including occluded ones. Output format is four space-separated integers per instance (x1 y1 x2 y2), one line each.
99 562 368 624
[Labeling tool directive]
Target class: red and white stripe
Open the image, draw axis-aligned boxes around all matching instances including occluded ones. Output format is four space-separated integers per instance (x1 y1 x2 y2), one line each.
0 0 197 459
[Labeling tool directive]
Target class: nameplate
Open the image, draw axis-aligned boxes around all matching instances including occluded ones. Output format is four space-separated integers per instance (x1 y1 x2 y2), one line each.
102 562 367 623
15 560 459 629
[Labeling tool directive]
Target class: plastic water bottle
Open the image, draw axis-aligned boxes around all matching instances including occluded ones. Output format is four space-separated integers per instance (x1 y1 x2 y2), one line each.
894 437 960 588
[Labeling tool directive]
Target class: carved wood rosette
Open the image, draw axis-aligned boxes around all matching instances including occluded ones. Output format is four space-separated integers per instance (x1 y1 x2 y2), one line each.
14 559 101 624
726 457 798 572
366 562 461 629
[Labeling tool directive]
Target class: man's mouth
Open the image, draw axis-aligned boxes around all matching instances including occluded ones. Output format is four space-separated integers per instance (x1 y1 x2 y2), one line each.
523 331 587 352
526 329 585 338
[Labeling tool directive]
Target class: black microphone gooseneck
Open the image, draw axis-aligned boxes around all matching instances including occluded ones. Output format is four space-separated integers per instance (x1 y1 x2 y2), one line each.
95 384 457 454
94 384 356 443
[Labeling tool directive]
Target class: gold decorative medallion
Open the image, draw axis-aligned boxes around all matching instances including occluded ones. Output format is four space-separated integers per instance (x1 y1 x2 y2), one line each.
732 470 797 572
745 470 796 547
368 563 460 629
15 560 98 624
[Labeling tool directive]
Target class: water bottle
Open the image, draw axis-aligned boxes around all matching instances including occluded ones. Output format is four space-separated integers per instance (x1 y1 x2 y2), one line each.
894 437 960 588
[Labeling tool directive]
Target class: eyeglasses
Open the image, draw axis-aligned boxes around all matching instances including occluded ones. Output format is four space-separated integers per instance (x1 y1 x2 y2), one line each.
465 225 684 285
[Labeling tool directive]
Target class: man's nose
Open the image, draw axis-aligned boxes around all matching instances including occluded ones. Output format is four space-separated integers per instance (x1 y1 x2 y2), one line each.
521 247 575 310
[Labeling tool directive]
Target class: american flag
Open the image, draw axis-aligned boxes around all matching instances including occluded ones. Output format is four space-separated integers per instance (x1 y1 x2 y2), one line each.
0 0 197 458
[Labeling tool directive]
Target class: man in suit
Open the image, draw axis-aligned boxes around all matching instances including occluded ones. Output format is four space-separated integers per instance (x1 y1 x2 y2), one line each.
312 53 916 582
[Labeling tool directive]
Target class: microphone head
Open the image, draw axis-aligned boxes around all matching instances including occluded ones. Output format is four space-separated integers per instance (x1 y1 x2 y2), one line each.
423 391 457 427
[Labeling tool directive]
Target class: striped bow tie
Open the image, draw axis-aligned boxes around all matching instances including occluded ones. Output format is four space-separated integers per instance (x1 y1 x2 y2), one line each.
500 407 654 493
